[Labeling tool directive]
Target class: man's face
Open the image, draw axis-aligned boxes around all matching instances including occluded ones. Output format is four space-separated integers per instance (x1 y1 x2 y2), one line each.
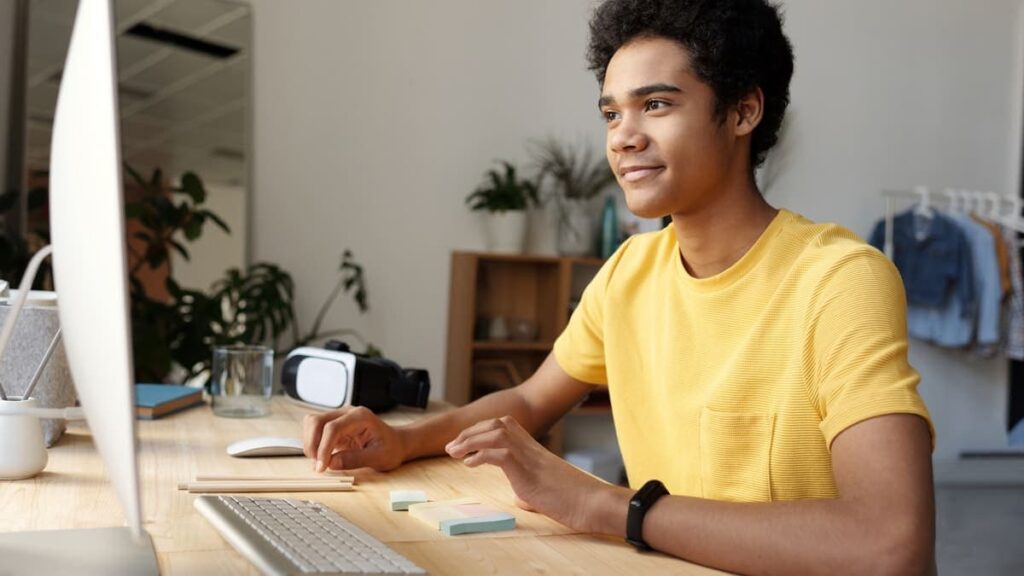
599 37 737 219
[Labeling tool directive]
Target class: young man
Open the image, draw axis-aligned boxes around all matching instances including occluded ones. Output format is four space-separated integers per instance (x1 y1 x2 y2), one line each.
304 0 936 573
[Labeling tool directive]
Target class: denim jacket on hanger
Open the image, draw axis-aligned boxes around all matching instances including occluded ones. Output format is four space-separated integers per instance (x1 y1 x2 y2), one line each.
869 209 974 312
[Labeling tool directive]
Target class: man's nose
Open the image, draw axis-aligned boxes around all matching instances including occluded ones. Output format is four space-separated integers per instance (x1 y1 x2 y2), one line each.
609 114 649 154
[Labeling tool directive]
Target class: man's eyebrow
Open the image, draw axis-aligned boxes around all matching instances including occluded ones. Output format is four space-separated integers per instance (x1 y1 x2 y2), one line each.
598 83 683 108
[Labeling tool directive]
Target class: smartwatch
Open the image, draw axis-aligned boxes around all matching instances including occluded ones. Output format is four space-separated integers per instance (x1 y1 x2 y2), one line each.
626 479 669 551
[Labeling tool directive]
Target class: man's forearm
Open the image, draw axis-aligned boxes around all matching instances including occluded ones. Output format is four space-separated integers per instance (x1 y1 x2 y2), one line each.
398 386 541 461
588 486 933 576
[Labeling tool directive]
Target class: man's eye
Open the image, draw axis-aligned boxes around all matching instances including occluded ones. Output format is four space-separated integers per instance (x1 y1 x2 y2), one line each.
602 110 620 123
645 99 669 112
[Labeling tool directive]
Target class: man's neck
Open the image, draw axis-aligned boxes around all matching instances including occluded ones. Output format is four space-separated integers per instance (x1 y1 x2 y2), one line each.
671 182 778 280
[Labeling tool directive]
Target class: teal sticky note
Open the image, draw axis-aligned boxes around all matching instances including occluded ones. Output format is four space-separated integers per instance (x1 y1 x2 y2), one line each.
440 513 516 536
390 490 428 511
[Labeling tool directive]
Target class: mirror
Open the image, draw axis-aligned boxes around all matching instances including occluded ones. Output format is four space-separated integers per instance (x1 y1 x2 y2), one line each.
22 0 250 291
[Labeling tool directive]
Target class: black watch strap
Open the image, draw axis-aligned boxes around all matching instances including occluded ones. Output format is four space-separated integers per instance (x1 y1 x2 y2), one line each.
626 479 669 551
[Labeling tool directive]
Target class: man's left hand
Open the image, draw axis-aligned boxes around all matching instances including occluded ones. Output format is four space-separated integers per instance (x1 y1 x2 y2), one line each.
444 415 621 532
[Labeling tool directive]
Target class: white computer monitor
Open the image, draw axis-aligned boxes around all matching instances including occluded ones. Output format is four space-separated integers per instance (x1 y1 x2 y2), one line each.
49 0 141 538
0 0 158 572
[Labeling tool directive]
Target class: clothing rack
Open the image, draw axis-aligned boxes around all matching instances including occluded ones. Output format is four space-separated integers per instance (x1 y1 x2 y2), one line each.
883 186 1024 452
881 186 1024 259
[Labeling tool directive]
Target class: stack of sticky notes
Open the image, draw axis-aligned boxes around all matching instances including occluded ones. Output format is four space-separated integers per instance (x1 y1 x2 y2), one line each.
389 490 428 511
408 497 516 536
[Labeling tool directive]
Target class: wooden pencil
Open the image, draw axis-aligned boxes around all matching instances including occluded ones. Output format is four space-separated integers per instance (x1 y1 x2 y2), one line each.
193 474 355 483
179 480 355 493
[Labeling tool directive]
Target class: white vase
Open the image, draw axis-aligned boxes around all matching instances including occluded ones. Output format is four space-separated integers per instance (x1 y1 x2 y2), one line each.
484 211 527 253
557 199 597 257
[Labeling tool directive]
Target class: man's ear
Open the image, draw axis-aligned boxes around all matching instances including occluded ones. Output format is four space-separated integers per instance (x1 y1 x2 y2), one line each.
734 86 764 137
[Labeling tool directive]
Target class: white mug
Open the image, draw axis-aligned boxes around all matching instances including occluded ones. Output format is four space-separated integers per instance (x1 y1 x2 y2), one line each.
0 396 84 479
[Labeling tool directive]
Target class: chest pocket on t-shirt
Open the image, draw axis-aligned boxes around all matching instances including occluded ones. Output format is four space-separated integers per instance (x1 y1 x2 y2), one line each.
699 407 775 502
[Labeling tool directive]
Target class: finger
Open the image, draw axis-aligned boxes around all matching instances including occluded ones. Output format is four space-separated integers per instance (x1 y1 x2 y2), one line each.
303 413 327 459
327 447 375 471
447 427 508 459
514 496 536 512
446 417 510 453
302 407 354 459
462 447 511 468
497 415 528 437
452 416 509 443
316 407 374 472
316 407 372 464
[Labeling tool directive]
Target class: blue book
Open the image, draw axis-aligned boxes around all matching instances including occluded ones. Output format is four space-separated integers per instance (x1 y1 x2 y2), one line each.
134 384 203 420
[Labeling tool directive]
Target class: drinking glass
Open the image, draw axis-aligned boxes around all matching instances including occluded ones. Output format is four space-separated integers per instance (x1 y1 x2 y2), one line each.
210 345 273 418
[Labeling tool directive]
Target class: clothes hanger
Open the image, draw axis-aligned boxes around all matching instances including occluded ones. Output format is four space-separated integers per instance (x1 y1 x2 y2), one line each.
1000 193 1024 233
985 191 1003 221
913 185 934 218
1006 193 1022 219
958 189 974 213
943 188 959 213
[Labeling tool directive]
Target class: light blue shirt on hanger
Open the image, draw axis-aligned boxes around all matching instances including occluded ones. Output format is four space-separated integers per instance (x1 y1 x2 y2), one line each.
907 211 1001 348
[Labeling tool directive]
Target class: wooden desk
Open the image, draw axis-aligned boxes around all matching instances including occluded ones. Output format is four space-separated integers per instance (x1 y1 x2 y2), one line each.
0 397 725 575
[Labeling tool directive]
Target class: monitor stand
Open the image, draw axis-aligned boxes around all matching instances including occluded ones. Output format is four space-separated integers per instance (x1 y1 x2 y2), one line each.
0 526 159 575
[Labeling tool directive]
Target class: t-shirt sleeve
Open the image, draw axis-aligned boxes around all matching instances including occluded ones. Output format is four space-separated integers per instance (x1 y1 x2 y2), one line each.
553 237 635 385
812 247 935 451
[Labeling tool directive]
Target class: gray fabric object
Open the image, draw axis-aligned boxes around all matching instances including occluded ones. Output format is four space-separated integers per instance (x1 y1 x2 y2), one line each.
0 304 76 446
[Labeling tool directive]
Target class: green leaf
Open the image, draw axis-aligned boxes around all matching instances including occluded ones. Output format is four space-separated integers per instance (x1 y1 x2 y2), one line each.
169 239 190 261
125 204 145 220
202 210 231 234
124 163 148 190
165 277 183 297
529 137 612 201
178 172 206 204
154 195 176 221
183 216 203 241
149 168 163 191
145 245 166 269
466 160 538 212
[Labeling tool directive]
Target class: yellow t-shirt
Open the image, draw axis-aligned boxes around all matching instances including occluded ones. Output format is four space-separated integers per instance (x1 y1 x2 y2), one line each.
554 209 933 502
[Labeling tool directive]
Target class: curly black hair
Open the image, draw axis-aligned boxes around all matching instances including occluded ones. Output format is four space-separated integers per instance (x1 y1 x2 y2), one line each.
587 0 794 169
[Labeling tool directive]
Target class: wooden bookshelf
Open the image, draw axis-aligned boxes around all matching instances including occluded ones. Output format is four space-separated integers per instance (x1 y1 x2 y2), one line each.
444 251 605 453
472 340 554 351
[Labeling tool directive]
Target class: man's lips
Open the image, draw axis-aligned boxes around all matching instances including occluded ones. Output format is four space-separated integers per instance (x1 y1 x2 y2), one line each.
620 166 664 183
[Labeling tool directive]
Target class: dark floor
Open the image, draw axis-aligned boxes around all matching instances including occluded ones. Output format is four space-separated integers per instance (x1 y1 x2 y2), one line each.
935 460 1024 575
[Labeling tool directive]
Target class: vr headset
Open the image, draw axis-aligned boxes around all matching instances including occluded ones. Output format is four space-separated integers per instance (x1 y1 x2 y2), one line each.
281 341 430 412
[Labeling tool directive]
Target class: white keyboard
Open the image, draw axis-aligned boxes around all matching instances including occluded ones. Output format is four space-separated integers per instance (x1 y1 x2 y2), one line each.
194 495 427 575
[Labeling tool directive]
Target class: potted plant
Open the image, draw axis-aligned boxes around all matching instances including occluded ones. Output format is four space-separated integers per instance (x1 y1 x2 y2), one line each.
123 166 376 384
530 137 616 257
464 161 539 253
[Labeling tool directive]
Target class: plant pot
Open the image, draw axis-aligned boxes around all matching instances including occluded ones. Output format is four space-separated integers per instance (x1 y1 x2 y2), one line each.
484 210 528 253
557 198 597 257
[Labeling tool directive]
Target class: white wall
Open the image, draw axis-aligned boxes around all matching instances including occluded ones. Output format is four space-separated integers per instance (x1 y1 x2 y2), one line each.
249 0 603 384
250 0 1024 461
170 184 248 292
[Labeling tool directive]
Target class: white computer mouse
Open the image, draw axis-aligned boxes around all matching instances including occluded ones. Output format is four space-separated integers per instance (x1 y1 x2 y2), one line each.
226 436 306 458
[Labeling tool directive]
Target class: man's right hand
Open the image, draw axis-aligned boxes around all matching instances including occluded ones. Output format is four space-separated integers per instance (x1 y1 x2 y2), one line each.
302 406 407 473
